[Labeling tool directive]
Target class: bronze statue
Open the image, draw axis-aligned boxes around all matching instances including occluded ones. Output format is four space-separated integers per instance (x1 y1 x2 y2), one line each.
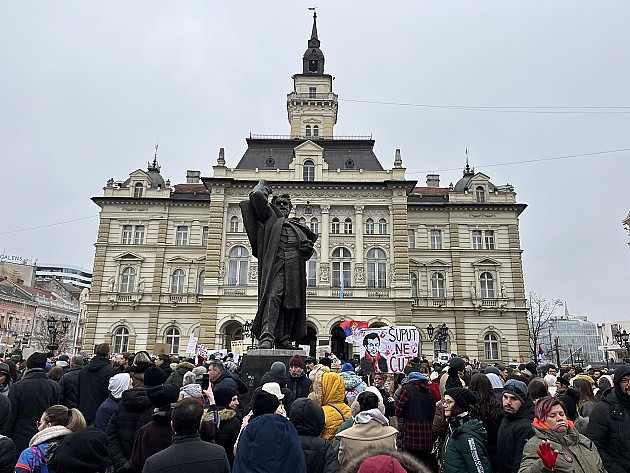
240 180 317 349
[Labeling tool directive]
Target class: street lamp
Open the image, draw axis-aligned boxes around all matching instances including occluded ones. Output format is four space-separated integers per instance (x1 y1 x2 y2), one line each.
426 323 449 357
615 329 630 362
242 320 255 350
46 315 71 355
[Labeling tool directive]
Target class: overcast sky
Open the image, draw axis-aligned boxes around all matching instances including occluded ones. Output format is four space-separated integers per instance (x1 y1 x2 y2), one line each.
1 1 628 323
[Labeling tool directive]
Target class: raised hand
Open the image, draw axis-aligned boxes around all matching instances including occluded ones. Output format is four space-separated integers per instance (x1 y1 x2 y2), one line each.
536 440 558 470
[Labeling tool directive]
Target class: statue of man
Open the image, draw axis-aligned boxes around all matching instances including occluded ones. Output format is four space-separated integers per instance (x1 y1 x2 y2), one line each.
240 180 317 349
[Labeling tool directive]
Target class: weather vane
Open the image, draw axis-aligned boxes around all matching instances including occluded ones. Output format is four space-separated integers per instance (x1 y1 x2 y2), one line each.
308 6 317 17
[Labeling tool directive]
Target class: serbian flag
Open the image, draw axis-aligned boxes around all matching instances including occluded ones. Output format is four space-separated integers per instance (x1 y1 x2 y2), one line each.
340 320 369 343
538 345 544 357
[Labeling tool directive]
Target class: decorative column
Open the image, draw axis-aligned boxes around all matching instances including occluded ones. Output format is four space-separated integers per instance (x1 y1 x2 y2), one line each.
320 205 330 284
354 205 365 285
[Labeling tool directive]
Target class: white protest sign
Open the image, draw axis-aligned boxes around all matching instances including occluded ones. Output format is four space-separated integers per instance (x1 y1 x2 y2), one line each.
186 335 198 355
358 326 419 374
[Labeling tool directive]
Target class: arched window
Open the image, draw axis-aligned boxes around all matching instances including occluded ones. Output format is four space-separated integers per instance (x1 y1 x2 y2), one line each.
332 247 351 288
331 217 340 234
165 327 180 355
307 256 317 287
230 216 239 233
305 125 311 137
484 332 500 360
197 270 205 295
134 182 143 198
480 272 495 298
313 125 319 137
228 246 249 286
410 272 418 298
344 218 353 234
299 217 306 226
113 327 129 353
365 218 374 235
379 218 387 234
120 267 136 293
303 160 315 181
171 269 185 294
431 272 445 298
476 186 485 203
310 217 319 234
367 248 387 288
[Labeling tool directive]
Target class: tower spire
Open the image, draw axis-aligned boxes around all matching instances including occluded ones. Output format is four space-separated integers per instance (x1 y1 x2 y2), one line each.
303 8 324 74
310 8 318 42
463 147 473 175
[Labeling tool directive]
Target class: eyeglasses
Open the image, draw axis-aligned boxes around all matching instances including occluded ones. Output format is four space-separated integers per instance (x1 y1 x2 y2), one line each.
620 378 630 386
443 400 455 406
36 420 48 428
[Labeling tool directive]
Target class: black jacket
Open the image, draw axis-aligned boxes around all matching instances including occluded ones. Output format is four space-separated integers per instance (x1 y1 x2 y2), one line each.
7 369 60 454
78 355 117 422
289 398 340 473
0 434 16 473
142 433 230 473
106 388 154 472
0 395 10 436
287 372 312 399
585 365 630 473
214 408 241 468
495 396 535 473
59 365 82 408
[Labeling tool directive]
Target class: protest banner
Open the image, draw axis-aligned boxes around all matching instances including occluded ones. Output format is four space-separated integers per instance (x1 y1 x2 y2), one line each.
358 326 419 374
186 335 198 355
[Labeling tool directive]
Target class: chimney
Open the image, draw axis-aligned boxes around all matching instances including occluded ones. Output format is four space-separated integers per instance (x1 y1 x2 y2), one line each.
186 170 201 184
426 174 440 188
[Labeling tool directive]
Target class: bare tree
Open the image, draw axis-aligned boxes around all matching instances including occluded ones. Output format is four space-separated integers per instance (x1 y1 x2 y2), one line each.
527 292 561 364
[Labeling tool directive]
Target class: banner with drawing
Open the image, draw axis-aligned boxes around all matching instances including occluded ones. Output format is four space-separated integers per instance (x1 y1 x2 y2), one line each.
358 326 419 374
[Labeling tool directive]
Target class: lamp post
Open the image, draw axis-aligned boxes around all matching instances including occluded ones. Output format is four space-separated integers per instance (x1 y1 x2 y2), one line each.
426 323 449 358
46 315 71 355
242 320 255 350
615 329 630 363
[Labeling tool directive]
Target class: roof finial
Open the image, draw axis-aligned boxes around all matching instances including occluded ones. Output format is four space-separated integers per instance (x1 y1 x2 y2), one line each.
148 143 161 172
153 143 159 166
463 147 473 175
308 7 318 39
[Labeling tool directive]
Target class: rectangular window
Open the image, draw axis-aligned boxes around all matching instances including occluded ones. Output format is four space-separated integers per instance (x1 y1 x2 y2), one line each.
485 230 495 250
332 261 351 287
331 220 340 234
307 260 317 287
202 226 209 247
309 87 317 98
430 229 442 249
472 230 483 250
133 225 145 245
408 229 415 249
176 226 188 245
228 260 248 286
121 225 133 244
367 262 387 288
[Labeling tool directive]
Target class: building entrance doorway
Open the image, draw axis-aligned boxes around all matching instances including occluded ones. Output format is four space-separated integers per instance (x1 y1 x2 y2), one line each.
297 325 317 357
331 324 350 361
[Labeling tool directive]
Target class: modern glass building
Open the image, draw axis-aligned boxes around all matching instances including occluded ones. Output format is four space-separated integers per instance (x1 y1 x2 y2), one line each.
539 315 601 365
35 264 92 289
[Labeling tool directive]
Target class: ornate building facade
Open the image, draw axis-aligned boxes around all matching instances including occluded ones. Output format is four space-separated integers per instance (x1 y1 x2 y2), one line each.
84 15 529 363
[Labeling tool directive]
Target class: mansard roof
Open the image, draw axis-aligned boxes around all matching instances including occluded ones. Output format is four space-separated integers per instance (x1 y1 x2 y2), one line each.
234 138 384 171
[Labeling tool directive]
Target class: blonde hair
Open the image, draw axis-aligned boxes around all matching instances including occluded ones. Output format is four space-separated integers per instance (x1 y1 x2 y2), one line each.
43 405 86 432
133 351 152 366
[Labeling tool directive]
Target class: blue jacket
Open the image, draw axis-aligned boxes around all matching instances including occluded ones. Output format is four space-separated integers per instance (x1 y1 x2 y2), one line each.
94 394 120 432
15 442 52 473
233 414 307 473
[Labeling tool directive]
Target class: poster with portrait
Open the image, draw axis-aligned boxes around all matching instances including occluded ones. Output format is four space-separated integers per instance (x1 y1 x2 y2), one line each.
358 326 420 374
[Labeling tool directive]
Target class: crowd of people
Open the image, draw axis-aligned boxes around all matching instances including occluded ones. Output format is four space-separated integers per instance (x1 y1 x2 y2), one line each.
0 346 629 472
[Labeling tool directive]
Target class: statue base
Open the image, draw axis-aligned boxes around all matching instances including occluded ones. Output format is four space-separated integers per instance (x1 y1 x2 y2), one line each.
239 348 307 410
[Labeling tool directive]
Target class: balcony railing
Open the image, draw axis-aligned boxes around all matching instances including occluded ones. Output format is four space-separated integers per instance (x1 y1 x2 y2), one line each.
332 289 353 298
223 288 247 296
367 290 390 298
249 133 372 141
286 92 338 101
482 299 498 307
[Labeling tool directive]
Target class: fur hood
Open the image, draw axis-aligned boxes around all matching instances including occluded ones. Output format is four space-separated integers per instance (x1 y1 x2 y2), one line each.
219 408 237 423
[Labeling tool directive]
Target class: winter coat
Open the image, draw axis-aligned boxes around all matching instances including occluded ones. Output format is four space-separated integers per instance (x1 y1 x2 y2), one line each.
7 368 60 454
94 393 120 432
233 413 307 473
395 379 435 451
131 410 173 472
78 354 117 422
213 369 240 393
142 433 230 473
496 397 535 473
441 417 492 473
586 374 630 473
125 361 154 389
215 408 242 468
14 425 72 473
287 372 313 399
319 373 352 442
164 361 195 389
256 371 296 412
339 371 367 405
0 434 15 473
106 387 154 472
0 395 9 436
289 398 340 473
58 365 82 408
520 419 605 473
336 420 398 468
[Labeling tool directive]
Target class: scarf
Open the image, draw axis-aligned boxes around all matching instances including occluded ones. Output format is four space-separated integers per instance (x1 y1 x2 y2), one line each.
29 425 73 447
354 408 390 426
446 412 470 431
363 351 385 373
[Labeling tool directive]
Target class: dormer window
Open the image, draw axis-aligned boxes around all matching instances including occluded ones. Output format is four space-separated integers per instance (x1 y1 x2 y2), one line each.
305 125 311 137
134 182 143 198
345 159 355 170
475 186 485 203
265 158 275 168
303 160 315 181
308 59 319 72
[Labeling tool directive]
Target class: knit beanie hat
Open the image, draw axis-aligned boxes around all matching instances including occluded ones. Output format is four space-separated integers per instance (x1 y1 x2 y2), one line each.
484 366 501 376
180 383 203 399
143 366 166 387
108 373 131 399
147 384 180 408
289 355 304 369
404 357 421 375
319 357 332 368
26 352 48 369
252 390 280 416
192 366 207 377
408 372 429 383
342 363 354 373
445 367 463 390
52 427 109 473
445 387 478 412
262 382 284 400
183 371 197 386
214 386 239 408
0 363 10 376
525 361 537 376
357 455 406 473
270 361 287 376
450 357 466 372
556 376 570 387
503 379 528 404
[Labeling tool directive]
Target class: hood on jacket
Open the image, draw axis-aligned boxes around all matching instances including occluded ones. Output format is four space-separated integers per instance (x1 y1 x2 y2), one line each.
175 362 195 374
321 372 346 406
261 370 287 388
449 417 488 445
613 365 630 404
108 373 131 399
219 408 237 423
289 398 325 437
119 388 153 412
505 395 535 421
87 355 112 372
340 371 365 390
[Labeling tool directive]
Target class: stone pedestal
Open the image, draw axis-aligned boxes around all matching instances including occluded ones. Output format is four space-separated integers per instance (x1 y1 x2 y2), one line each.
239 348 307 410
